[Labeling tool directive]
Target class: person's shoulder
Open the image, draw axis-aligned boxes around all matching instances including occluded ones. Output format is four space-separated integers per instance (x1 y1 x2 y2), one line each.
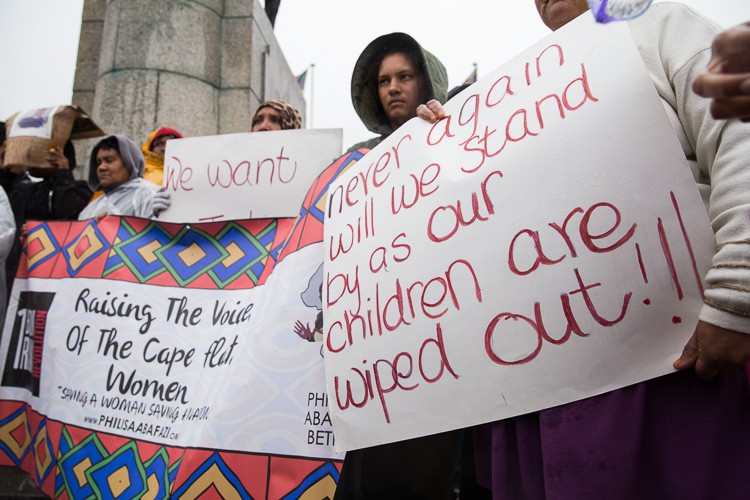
129 177 160 191
631 2 722 34
628 2 721 69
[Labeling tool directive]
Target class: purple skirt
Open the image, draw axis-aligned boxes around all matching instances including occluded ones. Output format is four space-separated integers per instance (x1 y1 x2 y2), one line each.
474 370 750 499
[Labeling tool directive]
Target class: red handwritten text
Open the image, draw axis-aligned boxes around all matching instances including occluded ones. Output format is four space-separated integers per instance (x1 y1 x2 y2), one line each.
484 268 632 365
427 44 598 173
333 323 459 423
326 259 482 354
508 202 636 276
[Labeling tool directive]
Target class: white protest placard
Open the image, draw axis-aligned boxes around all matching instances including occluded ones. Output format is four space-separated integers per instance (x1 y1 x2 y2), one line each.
323 17 716 451
159 129 342 222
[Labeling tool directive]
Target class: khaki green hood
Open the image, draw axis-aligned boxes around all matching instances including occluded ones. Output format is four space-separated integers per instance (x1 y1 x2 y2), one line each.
351 33 448 136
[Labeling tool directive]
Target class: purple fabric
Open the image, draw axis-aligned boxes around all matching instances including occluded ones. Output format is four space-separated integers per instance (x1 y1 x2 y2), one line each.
474 370 750 499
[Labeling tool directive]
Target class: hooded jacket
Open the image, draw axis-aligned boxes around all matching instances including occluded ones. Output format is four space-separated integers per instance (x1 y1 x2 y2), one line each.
334 34 457 500
79 134 159 220
142 127 183 186
348 32 448 152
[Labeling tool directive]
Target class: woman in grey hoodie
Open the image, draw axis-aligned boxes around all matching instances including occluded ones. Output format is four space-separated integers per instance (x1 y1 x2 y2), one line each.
78 134 168 220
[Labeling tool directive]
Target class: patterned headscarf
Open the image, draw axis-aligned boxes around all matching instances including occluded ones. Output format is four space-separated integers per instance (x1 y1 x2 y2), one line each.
252 100 302 130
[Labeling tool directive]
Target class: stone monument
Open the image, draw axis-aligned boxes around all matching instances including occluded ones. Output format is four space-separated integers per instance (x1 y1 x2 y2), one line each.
72 0 305 172
0 1 306 495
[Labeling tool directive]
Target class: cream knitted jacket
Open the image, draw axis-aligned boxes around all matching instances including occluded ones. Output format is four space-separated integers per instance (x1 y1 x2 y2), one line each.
629 3 750 333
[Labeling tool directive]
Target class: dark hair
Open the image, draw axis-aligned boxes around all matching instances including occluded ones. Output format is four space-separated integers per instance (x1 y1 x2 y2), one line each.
371 43 423 78
93 135 120 157
0 122 5 146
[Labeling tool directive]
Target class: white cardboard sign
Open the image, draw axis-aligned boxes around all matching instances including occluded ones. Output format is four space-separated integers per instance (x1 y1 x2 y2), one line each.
323 17 715 451
159 129 342 222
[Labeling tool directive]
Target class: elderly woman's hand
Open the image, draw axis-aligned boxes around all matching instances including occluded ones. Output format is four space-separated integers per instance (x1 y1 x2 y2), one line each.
674 320 750 379
693 21 750 121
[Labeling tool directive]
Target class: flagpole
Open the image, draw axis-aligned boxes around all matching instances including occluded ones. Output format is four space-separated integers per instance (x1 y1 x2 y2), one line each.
310 63 315 128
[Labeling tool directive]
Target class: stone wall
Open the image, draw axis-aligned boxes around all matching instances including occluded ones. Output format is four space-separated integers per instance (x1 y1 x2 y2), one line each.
72 0 304 174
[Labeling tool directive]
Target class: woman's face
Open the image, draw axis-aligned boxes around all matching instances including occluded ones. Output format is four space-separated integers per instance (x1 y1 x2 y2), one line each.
377 52 422 129
252 107 283 132
96 147 131 189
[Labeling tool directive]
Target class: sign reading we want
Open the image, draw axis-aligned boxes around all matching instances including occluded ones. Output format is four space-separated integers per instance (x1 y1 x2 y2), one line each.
323 17 716 451
159 128 342 221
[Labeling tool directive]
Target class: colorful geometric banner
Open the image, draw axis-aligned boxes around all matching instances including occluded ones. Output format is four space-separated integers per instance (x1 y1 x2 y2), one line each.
0 150 366 498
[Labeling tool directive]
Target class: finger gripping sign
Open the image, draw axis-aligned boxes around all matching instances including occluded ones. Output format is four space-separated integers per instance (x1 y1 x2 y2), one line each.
323 17 715 451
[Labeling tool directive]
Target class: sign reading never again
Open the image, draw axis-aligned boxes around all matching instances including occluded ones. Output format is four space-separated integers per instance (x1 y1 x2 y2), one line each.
322 17 714 451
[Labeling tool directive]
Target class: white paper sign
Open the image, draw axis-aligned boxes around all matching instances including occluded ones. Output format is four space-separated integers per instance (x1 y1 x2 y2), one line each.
323 18 715 451
159 129 342 222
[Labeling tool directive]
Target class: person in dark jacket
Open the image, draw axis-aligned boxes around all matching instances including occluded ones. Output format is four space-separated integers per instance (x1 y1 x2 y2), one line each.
333 32 459 500
1 138 91 304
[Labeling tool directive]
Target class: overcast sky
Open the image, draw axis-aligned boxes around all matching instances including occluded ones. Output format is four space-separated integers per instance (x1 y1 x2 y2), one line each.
1 0 749 147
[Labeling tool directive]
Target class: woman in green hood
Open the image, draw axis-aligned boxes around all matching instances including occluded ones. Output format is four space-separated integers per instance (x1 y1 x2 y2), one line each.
347 32 448 152
335 33 460 500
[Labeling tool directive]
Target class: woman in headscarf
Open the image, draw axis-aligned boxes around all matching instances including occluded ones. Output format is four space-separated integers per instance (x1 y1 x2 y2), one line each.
78 134 169 220
251 99 302 132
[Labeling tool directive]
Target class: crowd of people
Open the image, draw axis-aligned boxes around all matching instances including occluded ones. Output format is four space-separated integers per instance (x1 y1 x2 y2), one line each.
1 1 750 498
